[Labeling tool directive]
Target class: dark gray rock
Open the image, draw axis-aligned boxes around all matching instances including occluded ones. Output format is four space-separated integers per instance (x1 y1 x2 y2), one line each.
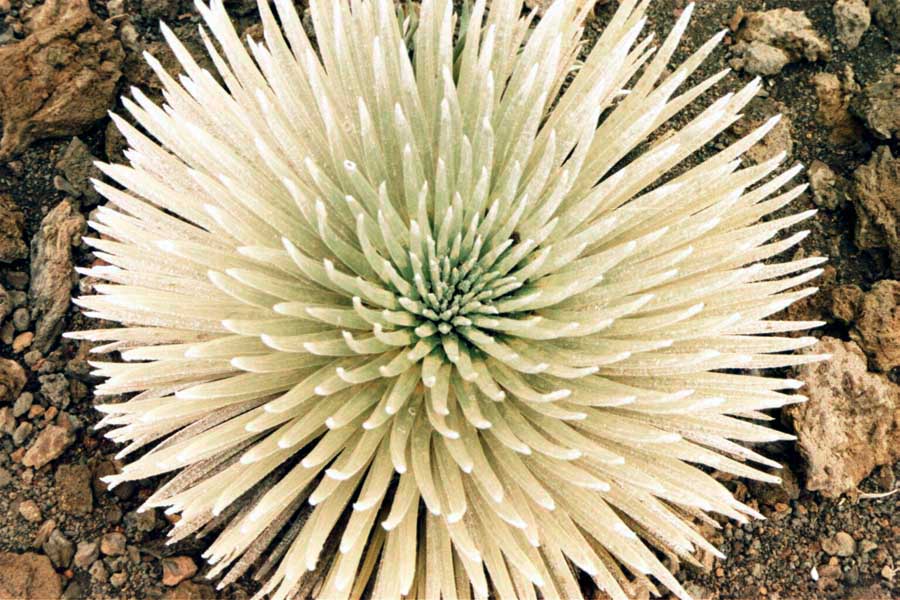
871 0 900 46
852 68 900 140
55 137 102 205
12 421 32 446
141 0 181 20
0 285 9 325
43 528 74 568
12 391 32 417
11 306 29 331
39 373 70 409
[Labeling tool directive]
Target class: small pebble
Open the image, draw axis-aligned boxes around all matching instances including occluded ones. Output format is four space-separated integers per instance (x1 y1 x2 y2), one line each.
11 306 28 331
18 499 41 522
12 392 33 417
74 541 100 569
822 531 856 557
161 556 198 586
12 421 33 446
33 519 56 547
100 531 127 556
12 331 33 352
89 560 108 583
859 539 878 554
23 350 42 366
43 529 75 568
109 572 127 588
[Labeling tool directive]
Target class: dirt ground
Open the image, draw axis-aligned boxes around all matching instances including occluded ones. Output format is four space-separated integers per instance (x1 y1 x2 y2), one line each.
0 0 896 599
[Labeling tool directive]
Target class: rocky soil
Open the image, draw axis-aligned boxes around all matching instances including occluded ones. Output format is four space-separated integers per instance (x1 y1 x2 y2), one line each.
0 0 896 599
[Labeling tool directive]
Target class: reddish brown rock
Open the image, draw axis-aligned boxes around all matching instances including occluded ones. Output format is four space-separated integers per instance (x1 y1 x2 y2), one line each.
785 262 835 323
0 194 26 263
851 280 900 372
0 552 63 599
852 147 900 276
161 556 198 587
21 425 74 469
0 0 124 159
99 532 126 556
788 337 900 498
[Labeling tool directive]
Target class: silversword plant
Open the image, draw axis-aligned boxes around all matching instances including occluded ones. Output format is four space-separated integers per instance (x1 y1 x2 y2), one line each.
70 0 827 598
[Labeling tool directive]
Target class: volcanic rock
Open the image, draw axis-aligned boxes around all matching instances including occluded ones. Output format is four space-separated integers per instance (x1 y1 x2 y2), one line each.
852 147 900 276
851 66 900 140
43 528 74 568
731 8 831 75
0 285 9 325
0 0 124 158
163 580 217 600
833 0 870 49
22 424 74 469
850 280 900 372
0 552 63 600
822 531 857 557
789 337 900 497
100 532 126 556
161 556 198 586
807 160 846 210
29 199 86 353
55 138 102 205
73 540 99 570
828 284 864 323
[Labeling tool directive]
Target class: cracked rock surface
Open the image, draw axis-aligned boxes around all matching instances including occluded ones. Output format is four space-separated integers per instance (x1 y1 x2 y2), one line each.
0 0 124 159
789 337 899 499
